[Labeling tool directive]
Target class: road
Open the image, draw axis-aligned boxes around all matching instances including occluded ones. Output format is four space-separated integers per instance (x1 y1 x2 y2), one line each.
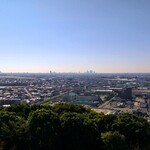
24 88 33 98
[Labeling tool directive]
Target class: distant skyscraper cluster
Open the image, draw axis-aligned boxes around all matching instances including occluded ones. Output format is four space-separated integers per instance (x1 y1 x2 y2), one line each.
85 70 95 74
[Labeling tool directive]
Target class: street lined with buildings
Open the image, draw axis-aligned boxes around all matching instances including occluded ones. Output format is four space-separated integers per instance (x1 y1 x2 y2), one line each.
0 73 150 119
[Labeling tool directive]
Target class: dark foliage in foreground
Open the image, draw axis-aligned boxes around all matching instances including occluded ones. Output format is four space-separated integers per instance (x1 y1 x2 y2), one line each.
0 103 150 150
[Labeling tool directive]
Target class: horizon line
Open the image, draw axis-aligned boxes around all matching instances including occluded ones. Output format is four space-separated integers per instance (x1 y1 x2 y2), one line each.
0 72 150 74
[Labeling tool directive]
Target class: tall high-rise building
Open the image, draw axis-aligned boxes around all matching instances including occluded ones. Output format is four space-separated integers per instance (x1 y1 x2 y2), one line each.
122 88 132 100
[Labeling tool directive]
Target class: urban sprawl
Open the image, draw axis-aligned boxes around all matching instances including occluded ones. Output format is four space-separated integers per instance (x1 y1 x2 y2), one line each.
0 72 150 120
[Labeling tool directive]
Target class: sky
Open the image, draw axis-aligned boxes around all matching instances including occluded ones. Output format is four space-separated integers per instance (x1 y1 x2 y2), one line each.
0 0 150 73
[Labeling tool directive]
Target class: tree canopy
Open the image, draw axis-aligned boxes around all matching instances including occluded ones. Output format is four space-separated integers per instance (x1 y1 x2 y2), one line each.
0 103 150 150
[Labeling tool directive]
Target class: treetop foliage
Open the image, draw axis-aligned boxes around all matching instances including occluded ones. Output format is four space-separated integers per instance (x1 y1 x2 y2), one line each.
0 103 150 150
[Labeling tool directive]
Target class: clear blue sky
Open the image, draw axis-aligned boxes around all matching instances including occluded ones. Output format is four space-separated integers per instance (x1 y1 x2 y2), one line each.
0 0 150 73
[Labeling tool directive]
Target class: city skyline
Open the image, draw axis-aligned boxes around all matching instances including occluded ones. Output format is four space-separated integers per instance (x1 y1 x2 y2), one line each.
0 0 150 73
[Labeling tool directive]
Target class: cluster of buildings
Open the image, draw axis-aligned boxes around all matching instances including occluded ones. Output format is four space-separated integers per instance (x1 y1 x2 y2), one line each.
0 73 150 118
0 76 73 104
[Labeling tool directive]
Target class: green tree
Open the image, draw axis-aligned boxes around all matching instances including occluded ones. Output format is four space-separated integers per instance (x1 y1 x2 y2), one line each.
4 104 30 119
95 114 117 132
0 111 27 150
113 114 150 150
59 112 102 150
28 109 60 150
52 103 90 114
101 131 127 150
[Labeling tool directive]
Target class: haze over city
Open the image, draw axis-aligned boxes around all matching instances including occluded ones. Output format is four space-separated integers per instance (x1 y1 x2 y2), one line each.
0 0 150 73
